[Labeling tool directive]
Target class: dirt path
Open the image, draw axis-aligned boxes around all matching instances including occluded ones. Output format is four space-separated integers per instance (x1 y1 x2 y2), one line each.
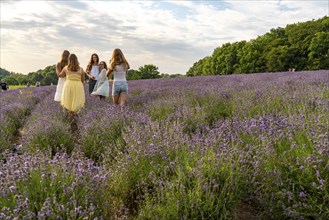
233 202 266 220
10 126 25 155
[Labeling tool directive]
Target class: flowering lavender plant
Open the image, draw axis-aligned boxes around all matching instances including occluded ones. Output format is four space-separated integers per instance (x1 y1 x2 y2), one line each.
0 87 52 154
1 70 328 219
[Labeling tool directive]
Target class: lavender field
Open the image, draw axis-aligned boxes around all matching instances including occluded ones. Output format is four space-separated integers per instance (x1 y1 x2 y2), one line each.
1 70 328 219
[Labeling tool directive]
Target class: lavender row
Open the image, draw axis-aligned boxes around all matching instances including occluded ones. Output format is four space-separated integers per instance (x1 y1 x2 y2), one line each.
0 87 111 219
0 87 53 153
20 91 74 155
0 70 328 218
108 70 328 218
0 151 109 219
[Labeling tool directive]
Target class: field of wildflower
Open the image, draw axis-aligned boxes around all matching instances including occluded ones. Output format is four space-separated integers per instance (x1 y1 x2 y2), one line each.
0 70 328 219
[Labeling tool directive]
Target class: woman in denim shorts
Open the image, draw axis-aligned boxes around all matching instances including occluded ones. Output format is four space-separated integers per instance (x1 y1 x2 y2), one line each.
107 48 130 111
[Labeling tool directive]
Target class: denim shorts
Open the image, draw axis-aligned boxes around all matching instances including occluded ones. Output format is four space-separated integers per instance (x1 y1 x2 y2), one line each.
112 81 128 96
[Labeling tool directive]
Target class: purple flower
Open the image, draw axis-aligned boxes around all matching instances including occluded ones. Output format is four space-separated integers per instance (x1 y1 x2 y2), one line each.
9 185 16 192
299 191 306 197
24 161 30 168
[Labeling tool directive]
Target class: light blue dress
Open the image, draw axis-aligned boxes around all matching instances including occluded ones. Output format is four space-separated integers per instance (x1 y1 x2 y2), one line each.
91 69 110 97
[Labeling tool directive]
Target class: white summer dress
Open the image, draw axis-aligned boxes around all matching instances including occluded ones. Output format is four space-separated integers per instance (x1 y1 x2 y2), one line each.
54 77 66 101
91 69 110 97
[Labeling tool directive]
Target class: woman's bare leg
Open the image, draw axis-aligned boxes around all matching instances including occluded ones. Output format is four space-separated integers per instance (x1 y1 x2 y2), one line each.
112 95 120 105
119 93 128 112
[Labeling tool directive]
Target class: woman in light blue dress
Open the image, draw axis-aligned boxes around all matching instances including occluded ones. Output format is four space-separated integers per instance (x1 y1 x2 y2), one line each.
91 61 110 100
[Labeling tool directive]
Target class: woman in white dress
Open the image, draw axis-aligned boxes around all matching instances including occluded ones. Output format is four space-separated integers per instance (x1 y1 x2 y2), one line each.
54 50 70 101
91 61 110 100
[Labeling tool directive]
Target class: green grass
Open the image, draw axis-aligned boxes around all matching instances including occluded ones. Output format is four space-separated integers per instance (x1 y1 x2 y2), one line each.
7 85 30 89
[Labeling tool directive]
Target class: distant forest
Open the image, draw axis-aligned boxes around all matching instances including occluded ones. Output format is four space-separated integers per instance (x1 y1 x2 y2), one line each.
0 64 183 86
186 16 329 76
1 16 328 85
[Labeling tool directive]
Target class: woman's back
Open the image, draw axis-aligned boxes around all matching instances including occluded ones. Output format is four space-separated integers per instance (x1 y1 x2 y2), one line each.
66 69 82 81
113 65 127 82
61 68 85 112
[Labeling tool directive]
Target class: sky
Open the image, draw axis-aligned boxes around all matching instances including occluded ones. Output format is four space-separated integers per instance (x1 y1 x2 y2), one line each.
1 0 328 75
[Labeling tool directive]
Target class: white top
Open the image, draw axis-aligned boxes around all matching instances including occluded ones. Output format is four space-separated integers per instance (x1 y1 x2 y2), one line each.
90 65 99 81
111 64 127 82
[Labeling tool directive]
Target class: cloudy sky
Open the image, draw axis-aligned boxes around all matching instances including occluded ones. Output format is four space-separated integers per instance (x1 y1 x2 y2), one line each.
1 0 328 75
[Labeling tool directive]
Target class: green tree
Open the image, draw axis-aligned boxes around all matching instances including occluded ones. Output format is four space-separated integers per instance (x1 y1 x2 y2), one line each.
26 64 57 85
42 65 57 85
160 73 170 78
28 72 43 83
127 69 139 80
201 56 213 75
138 64 161 79
0 68 12 79
170 74 184 78
308 31 329 69
265 45 290 72
4 75 19 85
41 74 54 85
186 16 328 76
237 38 266 73
212 41 246 75
284 17 328 70
186 57 209 76
14 74 29 85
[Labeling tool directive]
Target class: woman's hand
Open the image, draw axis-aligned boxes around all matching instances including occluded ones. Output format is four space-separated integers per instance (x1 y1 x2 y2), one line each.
87 73 94 79
58 67 66 78
86 70 94 80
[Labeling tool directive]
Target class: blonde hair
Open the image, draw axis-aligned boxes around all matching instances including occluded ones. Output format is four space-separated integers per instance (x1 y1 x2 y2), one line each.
67 54 80 72
57 50 70 72
110 48 130 71
86 53 99 72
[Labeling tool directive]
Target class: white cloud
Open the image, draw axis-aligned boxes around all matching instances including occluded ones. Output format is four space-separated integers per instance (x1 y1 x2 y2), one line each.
0 0 328 75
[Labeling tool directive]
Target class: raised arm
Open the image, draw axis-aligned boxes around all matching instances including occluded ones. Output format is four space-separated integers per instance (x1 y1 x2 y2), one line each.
106 68 113 78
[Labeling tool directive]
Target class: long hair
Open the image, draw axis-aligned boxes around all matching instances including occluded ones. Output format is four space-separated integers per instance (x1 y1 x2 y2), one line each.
86 53 99 72
110 48 130 71
99 61 107 70
67 54 80 72
57 50 70 71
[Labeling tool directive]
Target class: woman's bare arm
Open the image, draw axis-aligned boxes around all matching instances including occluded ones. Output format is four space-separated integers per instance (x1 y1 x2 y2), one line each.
58 67 66 77
81 68 85 83
56 63 61 77
106 68 112 78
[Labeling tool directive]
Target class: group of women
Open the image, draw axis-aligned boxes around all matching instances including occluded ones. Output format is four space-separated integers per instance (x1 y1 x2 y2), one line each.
53 49 130 114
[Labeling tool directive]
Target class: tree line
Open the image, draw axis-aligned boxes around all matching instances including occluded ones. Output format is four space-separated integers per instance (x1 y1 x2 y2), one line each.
1 16 328 85
186 16 329 76
0 64 184 86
